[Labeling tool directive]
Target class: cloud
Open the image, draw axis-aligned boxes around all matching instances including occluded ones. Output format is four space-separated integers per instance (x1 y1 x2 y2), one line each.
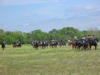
32 5 65 19
0 0 100 32
24 14 31 17
0 0 45 5
0 0 63 6
84 5 94 10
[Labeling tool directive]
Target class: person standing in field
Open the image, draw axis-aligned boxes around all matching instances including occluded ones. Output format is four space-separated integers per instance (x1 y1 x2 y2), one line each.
1 41 5 50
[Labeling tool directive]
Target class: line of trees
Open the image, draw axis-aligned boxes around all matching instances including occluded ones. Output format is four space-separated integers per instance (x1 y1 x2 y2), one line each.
0 27 100 44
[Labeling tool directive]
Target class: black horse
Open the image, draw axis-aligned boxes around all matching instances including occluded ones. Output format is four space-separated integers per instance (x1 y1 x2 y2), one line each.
88 38 98 50
32 41 39 49
41 41 48 48
76 39 88 50
38 41 47 48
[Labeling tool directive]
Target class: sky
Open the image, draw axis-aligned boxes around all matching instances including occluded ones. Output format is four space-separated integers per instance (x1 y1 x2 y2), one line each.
0 0 100 32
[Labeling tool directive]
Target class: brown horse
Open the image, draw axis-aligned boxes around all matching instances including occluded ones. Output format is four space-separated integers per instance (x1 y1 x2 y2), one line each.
68 40 72 46
68 40 77 48
50 40 58 48
59 41 66 47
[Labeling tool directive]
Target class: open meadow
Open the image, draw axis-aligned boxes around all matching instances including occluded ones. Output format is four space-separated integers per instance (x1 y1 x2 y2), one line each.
0 44 100 75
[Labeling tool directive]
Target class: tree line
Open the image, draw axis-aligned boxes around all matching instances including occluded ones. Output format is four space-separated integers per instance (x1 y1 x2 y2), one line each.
0 27 100 44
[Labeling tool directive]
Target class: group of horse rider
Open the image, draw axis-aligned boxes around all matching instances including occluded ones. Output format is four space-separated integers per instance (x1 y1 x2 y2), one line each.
0 41 22 50
32 39 66 49
32 40 48 48
69 35 98 50
0 35 98 50
0 39 66 50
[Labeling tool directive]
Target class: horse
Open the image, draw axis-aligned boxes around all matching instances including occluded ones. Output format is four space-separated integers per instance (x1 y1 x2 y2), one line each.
13 42 22 48
50 40 58 48
59 40 66 47
68 40 72 46
40 41 46 48
68 40 78 49
75 38 98 50
32 41 39 49
13 42 17 47
87 38 98 50
76 39 88 50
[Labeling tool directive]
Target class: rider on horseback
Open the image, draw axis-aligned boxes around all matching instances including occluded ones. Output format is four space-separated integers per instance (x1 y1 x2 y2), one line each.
74 36 78 41
92 35 96 40
87 35 92 40
86 35 98 50
81 36 86 43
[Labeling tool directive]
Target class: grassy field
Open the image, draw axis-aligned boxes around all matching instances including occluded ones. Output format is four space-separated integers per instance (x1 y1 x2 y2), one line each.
0 44 100 75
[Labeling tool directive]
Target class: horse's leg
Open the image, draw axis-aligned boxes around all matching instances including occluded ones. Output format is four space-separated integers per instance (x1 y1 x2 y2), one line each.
41 46 43 49
95 46 96 50
88 43 90 49
95 45 97 50
72 45 74 48
84 45 87 50
90 45 92 50
36 46 38 50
